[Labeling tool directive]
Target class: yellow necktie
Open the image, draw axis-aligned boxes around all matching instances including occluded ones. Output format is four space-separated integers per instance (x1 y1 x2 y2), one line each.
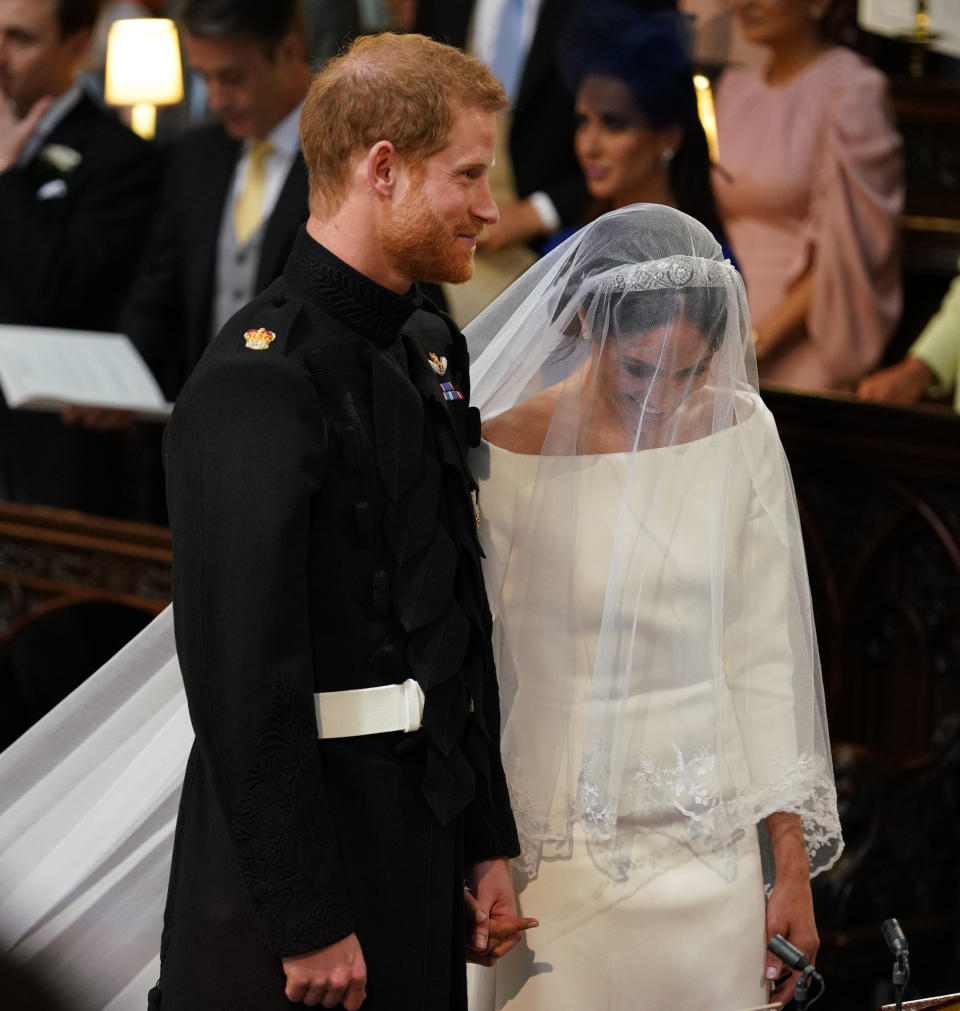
233 138 273 245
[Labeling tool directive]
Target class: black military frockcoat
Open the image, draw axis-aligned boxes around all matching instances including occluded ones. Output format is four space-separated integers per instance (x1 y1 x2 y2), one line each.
152 228 519 1010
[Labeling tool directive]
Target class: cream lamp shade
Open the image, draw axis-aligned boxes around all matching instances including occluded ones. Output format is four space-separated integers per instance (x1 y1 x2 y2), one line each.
105 19 184 140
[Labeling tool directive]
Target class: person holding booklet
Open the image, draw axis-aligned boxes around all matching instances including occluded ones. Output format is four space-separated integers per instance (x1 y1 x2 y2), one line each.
0 0 160 515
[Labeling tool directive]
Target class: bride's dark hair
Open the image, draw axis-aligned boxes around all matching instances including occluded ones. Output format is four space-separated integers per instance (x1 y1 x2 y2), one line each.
558 2 727 245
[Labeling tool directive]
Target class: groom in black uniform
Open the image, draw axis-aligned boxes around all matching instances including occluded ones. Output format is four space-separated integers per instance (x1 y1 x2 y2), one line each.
154 31 531 1011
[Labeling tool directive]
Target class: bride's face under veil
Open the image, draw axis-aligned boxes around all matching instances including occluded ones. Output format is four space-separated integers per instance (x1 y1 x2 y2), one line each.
466 205 840 888
578 293 724 453
471 203 753 459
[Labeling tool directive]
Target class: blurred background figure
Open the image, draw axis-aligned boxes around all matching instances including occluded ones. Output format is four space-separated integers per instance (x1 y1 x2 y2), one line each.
118 0 311 403
553 2 730 258
414 0 588 324
0 0 161 755
373 0 416 31
0 0 160 513
678 0 764 69
104 0 311 526
0 0 159 330
713 0 903 393
300 0 359 67
858 260 960 410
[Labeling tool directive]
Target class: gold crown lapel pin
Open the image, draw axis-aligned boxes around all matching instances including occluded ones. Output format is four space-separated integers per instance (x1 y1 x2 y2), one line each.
244 327 277 350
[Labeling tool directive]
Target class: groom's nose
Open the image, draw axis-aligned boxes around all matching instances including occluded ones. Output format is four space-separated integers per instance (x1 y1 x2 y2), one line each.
471 176 500 226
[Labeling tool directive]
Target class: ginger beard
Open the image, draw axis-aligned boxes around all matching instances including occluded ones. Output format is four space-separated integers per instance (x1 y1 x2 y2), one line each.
381 172 482 285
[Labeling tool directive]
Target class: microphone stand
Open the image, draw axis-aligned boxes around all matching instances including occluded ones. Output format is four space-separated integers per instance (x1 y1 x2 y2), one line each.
793 964 825 1008
881 917 911 1011
892 951 909 1011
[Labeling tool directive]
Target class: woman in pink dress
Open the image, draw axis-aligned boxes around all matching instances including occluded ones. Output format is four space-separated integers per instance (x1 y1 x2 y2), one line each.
713 0 904 392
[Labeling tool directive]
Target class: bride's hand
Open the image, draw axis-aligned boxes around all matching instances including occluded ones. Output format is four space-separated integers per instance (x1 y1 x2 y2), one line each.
464 858 539 966
764 813 819 1006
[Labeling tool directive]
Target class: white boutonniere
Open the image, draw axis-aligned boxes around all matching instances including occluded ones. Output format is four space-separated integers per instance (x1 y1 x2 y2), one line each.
40 144 82 174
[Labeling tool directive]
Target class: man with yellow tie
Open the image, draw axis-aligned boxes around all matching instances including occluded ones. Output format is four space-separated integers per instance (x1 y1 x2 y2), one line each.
118 0 315 402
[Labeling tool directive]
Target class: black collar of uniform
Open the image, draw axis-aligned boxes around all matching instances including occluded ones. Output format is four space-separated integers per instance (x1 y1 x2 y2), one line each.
284 226 422 347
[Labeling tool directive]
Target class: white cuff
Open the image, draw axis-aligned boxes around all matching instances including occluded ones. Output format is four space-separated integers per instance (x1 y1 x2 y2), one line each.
527 191 561 235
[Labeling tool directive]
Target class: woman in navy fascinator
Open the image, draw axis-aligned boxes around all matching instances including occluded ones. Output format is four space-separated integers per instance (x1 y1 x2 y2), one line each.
552 1 732 259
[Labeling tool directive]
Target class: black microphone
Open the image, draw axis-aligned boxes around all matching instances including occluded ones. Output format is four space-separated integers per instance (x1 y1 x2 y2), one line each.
882 918 909 957
768 934 810 971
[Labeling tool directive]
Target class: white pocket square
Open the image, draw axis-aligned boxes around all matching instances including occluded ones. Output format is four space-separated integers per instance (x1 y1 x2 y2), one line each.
36 179 68 201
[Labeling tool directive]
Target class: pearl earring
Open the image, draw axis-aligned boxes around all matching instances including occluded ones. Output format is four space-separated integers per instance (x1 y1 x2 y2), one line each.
660 149 676 167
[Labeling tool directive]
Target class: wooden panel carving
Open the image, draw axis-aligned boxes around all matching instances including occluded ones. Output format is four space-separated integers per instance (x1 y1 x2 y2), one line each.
765 386 960 760
764 387 960 1008
0 501 171 636
892 77 960 224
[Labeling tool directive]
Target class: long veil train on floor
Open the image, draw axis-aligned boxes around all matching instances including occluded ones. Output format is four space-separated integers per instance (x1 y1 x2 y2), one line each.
0 606 187 1010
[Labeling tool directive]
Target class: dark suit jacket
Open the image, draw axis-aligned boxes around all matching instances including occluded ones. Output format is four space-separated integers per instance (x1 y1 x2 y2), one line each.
119 121 309 399
414 0 587 226
156 231 518 1009
0 91 160 328
0 92 160 515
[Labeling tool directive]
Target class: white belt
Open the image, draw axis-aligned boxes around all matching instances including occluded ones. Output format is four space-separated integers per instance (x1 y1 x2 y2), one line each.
313 678 425 739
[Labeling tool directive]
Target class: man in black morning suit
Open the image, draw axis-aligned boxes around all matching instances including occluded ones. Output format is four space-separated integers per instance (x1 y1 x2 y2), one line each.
118 0 311 400
0 0 159 513
153 32 533 1011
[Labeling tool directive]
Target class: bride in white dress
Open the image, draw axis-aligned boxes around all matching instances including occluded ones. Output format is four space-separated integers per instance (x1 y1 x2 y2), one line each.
0 206 840 1011
463 205 841 1009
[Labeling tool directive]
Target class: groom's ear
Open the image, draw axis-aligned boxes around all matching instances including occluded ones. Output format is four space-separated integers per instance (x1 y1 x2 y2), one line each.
367 140 399 198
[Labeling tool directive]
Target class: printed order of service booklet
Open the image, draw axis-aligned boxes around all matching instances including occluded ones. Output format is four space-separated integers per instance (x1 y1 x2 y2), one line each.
0 325 172 420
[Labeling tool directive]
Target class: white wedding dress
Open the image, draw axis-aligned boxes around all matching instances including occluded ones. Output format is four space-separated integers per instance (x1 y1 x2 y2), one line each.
468 405 785 1010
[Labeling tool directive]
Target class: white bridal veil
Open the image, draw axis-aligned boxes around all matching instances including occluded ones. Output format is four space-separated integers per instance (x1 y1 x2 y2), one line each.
0 607 185 1008
0 205 841 1008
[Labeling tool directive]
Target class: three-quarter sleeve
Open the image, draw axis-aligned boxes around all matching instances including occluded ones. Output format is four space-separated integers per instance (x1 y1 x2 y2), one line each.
723 416 801 788
722 407 839 868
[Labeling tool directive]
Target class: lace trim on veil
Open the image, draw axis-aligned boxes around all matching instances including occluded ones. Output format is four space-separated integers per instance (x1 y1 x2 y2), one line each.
506 749 842 885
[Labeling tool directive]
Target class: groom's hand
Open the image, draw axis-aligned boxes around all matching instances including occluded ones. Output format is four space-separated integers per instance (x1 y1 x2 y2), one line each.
282 932 367 1008
465 857 538 966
